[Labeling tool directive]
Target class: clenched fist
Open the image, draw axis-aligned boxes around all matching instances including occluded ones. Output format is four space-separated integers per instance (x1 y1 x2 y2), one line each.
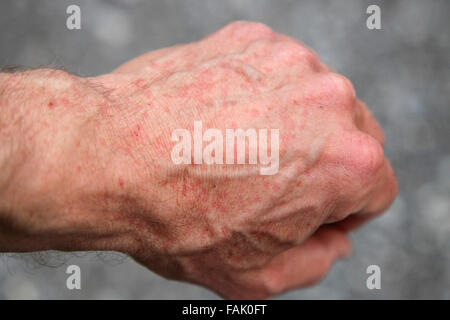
0 22 397 299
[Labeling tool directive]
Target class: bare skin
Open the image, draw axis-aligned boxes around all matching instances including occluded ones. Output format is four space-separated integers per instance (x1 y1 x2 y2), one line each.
0 22 397 299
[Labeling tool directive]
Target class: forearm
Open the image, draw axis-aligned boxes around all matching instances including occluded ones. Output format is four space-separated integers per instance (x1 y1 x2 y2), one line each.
0 70 136 253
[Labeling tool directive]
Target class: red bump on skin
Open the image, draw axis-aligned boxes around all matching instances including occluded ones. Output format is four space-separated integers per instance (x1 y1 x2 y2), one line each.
133 78 147 89
250 108 260 117
60 98 70 107
118 178 124 188
144 90 154 100
98 137 107 147
47 99 56 109
211 200 223 211
161 60 175 69
131 124 141 137
163 105 171 114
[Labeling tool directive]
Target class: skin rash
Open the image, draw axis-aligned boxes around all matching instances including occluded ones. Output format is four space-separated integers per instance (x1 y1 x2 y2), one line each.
0 22 397 299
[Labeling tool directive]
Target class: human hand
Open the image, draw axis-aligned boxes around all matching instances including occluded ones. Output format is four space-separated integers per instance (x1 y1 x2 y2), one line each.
0 22 397 299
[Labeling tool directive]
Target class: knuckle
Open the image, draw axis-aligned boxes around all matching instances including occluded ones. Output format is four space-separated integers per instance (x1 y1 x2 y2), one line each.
299 48 320 67
226 21 276 40
276 41 302 57
258 268 283 296
323 73 356 106
307 257 332 285
324 202 349 223
326 211 348 224
346 133 385 178
275 41 319 66
242 39 273 58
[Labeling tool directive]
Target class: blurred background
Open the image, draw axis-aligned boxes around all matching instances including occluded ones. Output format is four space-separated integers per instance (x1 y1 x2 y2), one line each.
0 0 449 299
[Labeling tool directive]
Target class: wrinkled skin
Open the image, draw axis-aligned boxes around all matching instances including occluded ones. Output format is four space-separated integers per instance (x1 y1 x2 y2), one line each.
0 22 397 299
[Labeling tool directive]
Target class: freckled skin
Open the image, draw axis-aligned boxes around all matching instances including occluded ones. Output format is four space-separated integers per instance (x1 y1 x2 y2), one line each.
0 22 397 299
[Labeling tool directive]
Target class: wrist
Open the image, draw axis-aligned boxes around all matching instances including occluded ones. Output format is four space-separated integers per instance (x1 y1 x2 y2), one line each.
0 69 137 254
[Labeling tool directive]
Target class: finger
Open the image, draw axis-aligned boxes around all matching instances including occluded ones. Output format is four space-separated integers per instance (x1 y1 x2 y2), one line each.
337 155 398 232
353 99 385 146
334 212 376 232
326 126 398 224
260 225 352 294
360 156 398 215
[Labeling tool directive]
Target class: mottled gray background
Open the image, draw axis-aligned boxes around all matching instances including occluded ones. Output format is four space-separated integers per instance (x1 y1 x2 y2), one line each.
0 0 449 299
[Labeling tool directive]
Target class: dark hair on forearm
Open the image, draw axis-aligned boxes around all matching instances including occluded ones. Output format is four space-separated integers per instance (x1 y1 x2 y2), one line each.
0 64 69 74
